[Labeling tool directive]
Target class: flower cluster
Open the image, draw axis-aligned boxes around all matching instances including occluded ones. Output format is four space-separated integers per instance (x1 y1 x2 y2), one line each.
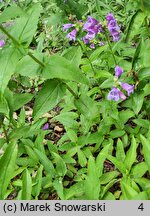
106 13 120 42
63 13 121 48
0 40 5 48
62 23 77 42
107 66 134 101
82 16 103 44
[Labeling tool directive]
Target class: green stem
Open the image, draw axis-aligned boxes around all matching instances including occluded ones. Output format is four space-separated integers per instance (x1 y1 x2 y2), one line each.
0 24 79 99
65 83 79 99
105 33 117 65
0 24 45 68
2 123 9 144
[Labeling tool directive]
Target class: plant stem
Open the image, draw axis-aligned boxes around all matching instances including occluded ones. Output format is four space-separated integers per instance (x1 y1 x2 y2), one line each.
105 33 117 65
0 24 79 99
0 24 45 68
65 83 79 99
2 123 9 144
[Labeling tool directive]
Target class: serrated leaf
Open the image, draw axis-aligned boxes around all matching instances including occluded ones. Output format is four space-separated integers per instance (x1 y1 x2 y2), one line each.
43 55 88 84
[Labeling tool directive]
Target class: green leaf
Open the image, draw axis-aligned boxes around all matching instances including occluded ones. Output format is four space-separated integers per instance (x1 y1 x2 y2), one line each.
140 134 150 173
130 162 148 179
42 55 88 84
77 149 87 167
13 93 33 111
34 148 55 179
53 178 64 200
84 156 101 199
0 48 21 93
121 181 138 200
99 171 119 185
16 53 43 77
32 165 43 198
0 141 18 199
10 3 42 46
33 79 66 119
21 169 32 200
0 5 26 23
116 138 126 163
62 46 82 67
132 92 144 115
138 67 150 80
0 93 9 117
124 136 137 171
52 152 67 177
106 155 127 174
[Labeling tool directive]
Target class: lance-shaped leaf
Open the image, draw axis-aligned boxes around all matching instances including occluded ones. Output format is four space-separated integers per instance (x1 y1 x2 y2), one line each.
21 169 32 200
0 141 18 199
33 79 66 119
140 134 150 173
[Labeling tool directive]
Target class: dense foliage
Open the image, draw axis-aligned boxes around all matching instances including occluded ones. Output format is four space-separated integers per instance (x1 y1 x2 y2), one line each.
0 0 150 200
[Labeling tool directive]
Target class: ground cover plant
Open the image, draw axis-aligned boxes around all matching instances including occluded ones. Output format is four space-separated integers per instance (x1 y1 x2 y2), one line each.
0 0 150 200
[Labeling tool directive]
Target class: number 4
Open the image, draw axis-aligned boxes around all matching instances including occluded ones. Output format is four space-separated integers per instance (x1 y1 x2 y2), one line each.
138 203 144 211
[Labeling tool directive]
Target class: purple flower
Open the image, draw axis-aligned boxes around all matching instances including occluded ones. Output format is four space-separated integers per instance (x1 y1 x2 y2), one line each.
106 13 114 21
106 13 120 42
120 82 134 96
42 123 49 130
0 40 5 47
90 43 95 49
66 29 77 41
99 41 104 46
83 16 102 41
63 23 74 31
107 87 126 101
115 65 123 78
82 37 89 44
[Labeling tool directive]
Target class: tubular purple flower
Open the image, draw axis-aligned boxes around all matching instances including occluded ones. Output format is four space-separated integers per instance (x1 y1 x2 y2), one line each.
107 87 126 101
106 13 120 42
63 23 74 31
83 16 99 31
0 40 5 47
82 37 89 44
120 82 134 96
115 65 123 78
66 29 77 41
42 123 49 130
90 43 95 49
99 41 104 46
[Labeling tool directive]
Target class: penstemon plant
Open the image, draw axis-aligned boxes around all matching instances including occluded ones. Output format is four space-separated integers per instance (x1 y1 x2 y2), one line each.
0 0 150 200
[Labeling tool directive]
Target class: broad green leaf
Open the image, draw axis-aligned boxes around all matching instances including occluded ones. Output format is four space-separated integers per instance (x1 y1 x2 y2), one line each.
16 53 43 77
74 94 99 122
34 148 55 179
13 93 33 111
124 136 137 171
62 46 82 67
21 169 32 200
140 134 150 173
133 119 150 129
0 93 9 117
0 141 18 199
134 178 150 190
110 129 125 139
84 156 101 199
10 3 42 46
42 55 88 84
0 5 26 23
0 48 21 93
138 67 150 80
24 145 39 164
33 79 66 119
132 92 144 115
64 181 84 200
